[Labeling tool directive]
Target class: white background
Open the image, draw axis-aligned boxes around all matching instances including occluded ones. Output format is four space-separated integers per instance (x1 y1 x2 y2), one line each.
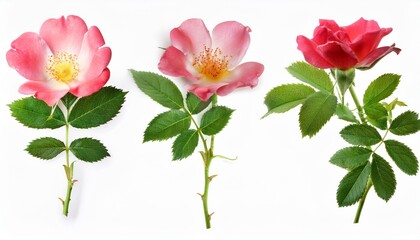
0 0 419 239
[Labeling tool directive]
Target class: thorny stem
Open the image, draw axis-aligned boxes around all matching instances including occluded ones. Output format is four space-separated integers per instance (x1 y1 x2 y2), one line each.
348 84 371 223
185 96 218 229
62 103 75 216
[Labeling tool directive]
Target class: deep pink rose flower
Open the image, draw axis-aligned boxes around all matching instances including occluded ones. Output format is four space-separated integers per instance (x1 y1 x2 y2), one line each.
158 18 264 101
297 18 400 70
7 15 111 106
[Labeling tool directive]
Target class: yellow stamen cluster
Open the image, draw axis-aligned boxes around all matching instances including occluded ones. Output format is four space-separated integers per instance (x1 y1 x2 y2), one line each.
193 46 230 81
46 52 79 83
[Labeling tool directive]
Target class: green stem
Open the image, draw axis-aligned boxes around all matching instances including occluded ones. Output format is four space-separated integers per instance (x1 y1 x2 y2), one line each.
62 106 74 217
201 152 213 229
348 84 372 223
186 95 218 229
63 179 73 216
354 179 373 223
349 85 367 125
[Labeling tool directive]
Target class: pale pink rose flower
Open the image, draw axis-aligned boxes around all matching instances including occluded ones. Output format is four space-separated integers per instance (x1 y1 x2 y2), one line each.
7 15 111 106
158 18 264 101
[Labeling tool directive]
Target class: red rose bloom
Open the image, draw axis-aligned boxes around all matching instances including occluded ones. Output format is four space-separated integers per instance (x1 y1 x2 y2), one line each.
297 18 400 70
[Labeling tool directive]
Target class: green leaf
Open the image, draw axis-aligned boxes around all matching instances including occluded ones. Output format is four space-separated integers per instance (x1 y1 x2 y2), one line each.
263 83 315 118
371 153 396 201
337 162 371 207
390 111 420 136
334 68 355 96
384 140 418 175
61 92 78 109
339 124 382 146
8 97 65 129
70 138 110 162
286 61 334 93
330 147 372 169
335 103 357 123
26 137 65 160
186 92 212 114
172 130 199 160
144 110 191 142
130 70 184 109
200 106 234 135
364 103 388 130
68 86 127 129
363 74 400 106
299 91 337 137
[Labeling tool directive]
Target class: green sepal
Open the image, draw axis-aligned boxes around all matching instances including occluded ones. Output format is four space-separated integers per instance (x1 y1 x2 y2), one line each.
336 162 371 207
299 91 337 137
144 110 191 142
263 83 315 118
390 111 420 136
333 68 355 97
339 124 382 146
172 129 199 160
25 137 65 160
186 92 212 114
68 86 127 129
363 74 400 106
286 61 334 93
69 138 110 163
8 97 65 129
364 103 388 130
335 103 357 123
130 70 184 109
330 146 372 169
371 153 396 201
384 140 418 175
200 106 234 136
61 92 78 109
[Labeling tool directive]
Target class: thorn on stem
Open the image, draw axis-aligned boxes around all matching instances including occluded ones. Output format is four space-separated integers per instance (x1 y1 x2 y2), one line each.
209 212 214 220
72 179 78 184
58 198 64 205
209 174 218 182
197 193 203 198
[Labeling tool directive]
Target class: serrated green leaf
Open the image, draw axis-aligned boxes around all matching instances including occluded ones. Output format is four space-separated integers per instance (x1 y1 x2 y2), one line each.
200 106 234 135
299 91 337 137
335 103 357 123
286 61 334 93
364 103 388 130
363 74 400 106
61 92 78 109
69 138 110 162
371 153 396 201
68 87 126 129
263 84 315 118
339 124 382 146
390 111 420 136
186 92 212 114
384 140 418 175
26 137 65 160
8 97 65 129
130 70 184 109
172 130 199 160
330 147 372 169
337 162 371 207
144 110 191 142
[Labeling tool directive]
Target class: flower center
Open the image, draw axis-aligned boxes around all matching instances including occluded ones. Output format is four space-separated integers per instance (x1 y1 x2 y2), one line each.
193 46 230 81
46 52 79 83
